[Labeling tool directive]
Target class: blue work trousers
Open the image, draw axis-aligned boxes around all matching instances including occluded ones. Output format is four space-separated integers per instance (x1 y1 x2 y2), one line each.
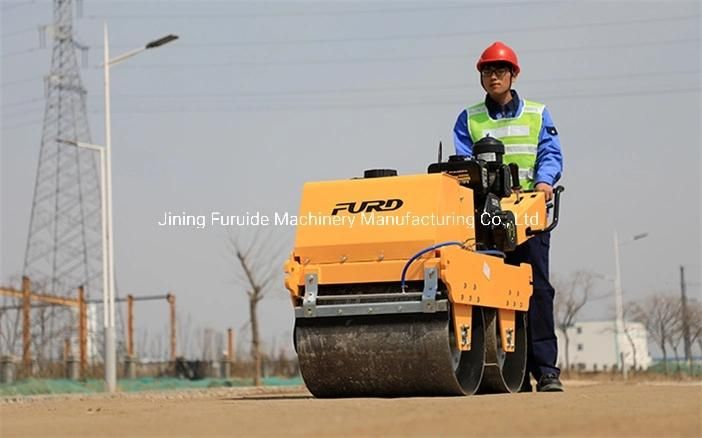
506 231 560 379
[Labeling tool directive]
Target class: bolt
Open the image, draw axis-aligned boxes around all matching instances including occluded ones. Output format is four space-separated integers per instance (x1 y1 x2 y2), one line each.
368 307 373 313
337 309 343 315
398 305 403 311
340 255 347 263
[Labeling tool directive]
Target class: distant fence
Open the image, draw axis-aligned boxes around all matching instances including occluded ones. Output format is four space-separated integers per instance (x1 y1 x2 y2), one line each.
0 354 300 384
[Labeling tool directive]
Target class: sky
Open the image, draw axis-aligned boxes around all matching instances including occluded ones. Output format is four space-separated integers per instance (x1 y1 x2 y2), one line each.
1 0 701 359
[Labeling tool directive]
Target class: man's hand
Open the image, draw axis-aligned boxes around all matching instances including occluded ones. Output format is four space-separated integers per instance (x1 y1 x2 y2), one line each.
535 182 554 202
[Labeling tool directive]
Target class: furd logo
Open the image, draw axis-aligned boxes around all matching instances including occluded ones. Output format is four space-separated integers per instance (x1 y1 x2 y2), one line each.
331 199 404 215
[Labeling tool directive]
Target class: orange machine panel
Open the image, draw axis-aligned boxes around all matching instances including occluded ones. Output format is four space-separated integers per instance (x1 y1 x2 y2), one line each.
293 173 475 264
440 246 533 312
500 192 547 245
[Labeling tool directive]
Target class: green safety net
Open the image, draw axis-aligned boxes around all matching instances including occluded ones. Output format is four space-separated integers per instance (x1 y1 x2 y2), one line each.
0 376 303 397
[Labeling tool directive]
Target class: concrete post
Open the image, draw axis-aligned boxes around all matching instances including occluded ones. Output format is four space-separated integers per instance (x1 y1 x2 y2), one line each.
125 355 137 379
21 277 31 377
220 354 231 379
167 293 176 361
1 355 16 384
210 359 220 379
66 355 80 380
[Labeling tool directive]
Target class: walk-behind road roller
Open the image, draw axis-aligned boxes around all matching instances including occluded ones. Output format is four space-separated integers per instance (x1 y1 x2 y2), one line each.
284 137 563 397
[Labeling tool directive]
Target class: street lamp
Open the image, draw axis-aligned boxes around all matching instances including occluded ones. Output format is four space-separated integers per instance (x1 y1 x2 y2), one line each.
62 25 178 393
613 231 648 380
102 24 178 393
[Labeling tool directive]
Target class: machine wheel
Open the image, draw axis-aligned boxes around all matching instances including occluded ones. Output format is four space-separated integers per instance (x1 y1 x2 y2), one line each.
295 306 487 397
477 308 527 394
449 304 486 395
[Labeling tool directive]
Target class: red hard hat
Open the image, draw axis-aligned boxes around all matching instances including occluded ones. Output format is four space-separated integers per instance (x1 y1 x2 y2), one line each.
476 41 520 74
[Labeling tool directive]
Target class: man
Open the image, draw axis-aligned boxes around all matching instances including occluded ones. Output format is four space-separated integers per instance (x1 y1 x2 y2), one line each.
453 41 564 392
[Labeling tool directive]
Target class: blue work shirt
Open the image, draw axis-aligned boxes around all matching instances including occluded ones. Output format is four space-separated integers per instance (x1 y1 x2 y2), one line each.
453 90 563 186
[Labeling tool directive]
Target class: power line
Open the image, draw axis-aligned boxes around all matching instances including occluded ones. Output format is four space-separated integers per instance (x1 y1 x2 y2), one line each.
80 70 702 101
0 77 42 88
1 97 44 109
2 106 42 120
103 38 701 70
2 69 698 118
3 36 696 88
1 118 43 131
82 1 559 20
0 1 36 12
1 27 36 39
2 47 44 58
2 14 697 60
4 87 697 128
140 15 701 48
73 86 702 114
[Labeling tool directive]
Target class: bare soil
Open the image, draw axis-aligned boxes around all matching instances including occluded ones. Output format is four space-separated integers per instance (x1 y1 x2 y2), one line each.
1 381 700 437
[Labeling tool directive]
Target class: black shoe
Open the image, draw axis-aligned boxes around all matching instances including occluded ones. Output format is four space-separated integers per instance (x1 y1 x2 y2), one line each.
536 373 564 392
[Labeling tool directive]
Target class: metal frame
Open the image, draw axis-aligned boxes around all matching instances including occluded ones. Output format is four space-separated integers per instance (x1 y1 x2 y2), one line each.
296 267 445 318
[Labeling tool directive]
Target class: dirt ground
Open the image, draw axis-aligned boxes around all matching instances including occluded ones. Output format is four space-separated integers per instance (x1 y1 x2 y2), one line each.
1 382 701 437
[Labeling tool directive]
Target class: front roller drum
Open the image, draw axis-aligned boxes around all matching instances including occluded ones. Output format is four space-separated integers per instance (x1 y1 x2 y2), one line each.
295 309 486 397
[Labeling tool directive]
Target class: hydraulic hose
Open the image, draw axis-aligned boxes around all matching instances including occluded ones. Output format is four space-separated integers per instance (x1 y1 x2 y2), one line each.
400 244 507 292
400 241 464 292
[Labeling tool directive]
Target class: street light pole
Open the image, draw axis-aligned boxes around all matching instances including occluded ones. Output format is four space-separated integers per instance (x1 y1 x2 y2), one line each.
98 23 178 393
102 22 117 394
613 231 625 380
613 231 648 381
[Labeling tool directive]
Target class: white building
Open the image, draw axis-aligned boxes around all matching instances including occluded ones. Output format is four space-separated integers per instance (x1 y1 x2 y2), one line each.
556 320 652 372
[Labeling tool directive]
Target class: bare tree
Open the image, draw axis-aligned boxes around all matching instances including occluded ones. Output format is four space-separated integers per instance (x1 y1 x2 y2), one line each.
622 303 639 372
679 299 702 372
687 301 702 355
0 275 24 355
228 230 287 386
631 294 680 374
554 271 593 373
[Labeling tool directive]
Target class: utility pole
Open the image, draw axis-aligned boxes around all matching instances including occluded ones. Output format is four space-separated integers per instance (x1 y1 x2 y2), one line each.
23 0 102 368
680 265 692 370
613 231 626 380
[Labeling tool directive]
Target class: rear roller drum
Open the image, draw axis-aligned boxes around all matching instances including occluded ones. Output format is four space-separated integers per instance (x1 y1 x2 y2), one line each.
477 308 527 394
449 304 486 395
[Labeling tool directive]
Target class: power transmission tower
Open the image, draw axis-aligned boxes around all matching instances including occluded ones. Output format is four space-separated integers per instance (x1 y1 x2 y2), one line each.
21 0 102 363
